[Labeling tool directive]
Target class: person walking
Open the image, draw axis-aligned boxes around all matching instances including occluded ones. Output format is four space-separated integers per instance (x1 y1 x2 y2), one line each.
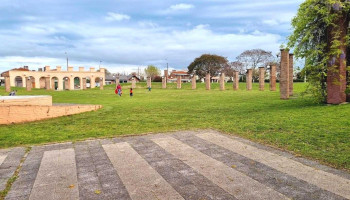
116 84 122 96
130 88 133 97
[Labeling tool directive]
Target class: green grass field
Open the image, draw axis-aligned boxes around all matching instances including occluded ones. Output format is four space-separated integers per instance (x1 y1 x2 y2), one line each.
0 82 349 170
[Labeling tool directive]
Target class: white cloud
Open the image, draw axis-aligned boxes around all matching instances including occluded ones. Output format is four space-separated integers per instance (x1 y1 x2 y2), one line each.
105 12 130 21
169 3 194 11
262 19 279 26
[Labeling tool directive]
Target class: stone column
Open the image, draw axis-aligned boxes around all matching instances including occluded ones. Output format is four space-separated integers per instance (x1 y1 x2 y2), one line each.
280 49 290 100
162 77 167 89
289 54 294 96
100 78 104 90
191 75 196 90
246 69 253 91
90 77 96 88
205 73 211 90
147 77 152 88
5 77 10 92
177 76 182 89
22 76 26 88
26 77 32 91
82 78 87 90
115 78 120 89
164 70 168 83
69 77 74 90
220 73 225 91
132 78 136 89
259 67 265 91
327 10 348 104
233 71 239 91
45 77 51 90
270 65 277 91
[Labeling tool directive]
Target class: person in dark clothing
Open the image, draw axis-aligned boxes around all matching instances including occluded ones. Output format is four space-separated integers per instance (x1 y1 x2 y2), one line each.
130 88 133 97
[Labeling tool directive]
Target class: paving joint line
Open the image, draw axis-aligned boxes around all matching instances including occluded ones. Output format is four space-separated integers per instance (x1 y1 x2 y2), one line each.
0 147 31 200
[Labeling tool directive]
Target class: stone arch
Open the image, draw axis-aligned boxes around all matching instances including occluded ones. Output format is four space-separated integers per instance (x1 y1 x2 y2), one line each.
63 77 70 90
51 77 59 90
74 77 81 89
95 77 101 87
14 76 23 87
29 76 36 88
39 77 46 89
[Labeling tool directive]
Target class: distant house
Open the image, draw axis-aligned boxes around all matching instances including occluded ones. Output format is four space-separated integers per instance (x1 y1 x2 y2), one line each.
211 76 231 83
105 74 117 85
118 75 141 83
168 70 191 83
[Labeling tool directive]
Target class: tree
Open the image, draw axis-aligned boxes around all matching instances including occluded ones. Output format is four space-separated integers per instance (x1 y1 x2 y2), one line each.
188 54 228 78
236 49 275 81
144 65 160 81
221 61 244 77
104 69 112 77
288 0 350 103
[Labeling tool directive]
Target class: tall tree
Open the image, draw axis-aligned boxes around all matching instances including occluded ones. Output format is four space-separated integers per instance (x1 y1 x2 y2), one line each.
188 54 228 78
288 0 350 103
144 65 160 80
221 61 245 77
236 49 275 81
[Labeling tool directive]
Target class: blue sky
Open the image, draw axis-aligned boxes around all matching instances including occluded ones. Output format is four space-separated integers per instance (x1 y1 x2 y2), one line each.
0 0 303 73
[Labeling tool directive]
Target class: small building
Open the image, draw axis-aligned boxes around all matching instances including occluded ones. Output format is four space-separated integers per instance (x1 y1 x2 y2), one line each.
118 75 140 83
168 70 191 83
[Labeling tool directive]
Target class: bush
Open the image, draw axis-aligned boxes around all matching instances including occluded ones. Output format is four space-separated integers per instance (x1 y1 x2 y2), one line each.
153 76 162 82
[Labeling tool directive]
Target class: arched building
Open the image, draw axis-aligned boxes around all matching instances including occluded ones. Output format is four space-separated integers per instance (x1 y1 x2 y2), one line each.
1 66 105 91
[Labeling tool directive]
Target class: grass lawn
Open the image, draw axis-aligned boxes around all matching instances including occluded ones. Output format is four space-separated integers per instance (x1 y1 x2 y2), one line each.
0 82 349 170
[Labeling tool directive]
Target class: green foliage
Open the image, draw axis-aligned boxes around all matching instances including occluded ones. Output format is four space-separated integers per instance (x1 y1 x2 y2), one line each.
288 0 350 102
144 65 160 80
187 54 228 78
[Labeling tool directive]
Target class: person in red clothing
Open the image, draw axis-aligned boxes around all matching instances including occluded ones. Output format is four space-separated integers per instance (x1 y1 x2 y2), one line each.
116 84 122 96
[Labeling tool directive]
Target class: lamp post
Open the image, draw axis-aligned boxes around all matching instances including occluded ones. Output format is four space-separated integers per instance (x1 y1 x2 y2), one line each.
65 52 68 71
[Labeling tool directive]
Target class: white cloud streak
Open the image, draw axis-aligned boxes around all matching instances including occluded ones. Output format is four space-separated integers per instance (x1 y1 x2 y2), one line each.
105 12 131 21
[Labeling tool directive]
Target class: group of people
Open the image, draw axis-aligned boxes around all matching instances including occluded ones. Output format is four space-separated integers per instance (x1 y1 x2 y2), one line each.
115 84 133 97
9 90 17 96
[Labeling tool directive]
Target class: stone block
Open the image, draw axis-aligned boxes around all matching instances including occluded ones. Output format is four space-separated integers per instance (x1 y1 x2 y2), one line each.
220 73 225 91
192 76 196 90
280 49 290 100
270 65 276 91
205 73 211 90
233 71 239 91
259 67 265 91
246 69 252 91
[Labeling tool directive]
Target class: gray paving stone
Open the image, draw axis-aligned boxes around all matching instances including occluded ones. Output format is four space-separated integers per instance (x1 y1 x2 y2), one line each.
74 140 131 200
129 138 237 200
0 147 26 191
173 132 347 200
4 130 350 200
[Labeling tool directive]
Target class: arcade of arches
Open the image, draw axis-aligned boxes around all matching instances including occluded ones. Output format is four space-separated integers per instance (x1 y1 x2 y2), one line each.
1 66 105 91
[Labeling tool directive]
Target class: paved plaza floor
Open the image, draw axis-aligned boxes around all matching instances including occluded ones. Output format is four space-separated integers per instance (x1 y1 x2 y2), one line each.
1 130 350 200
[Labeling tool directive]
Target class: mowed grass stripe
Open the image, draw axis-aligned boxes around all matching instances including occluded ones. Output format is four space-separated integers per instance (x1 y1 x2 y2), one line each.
153 136 289 200
197 132 350 199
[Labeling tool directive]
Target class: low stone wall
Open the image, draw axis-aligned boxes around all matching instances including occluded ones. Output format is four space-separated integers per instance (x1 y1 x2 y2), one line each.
0 104 102 124
0 96 52 106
